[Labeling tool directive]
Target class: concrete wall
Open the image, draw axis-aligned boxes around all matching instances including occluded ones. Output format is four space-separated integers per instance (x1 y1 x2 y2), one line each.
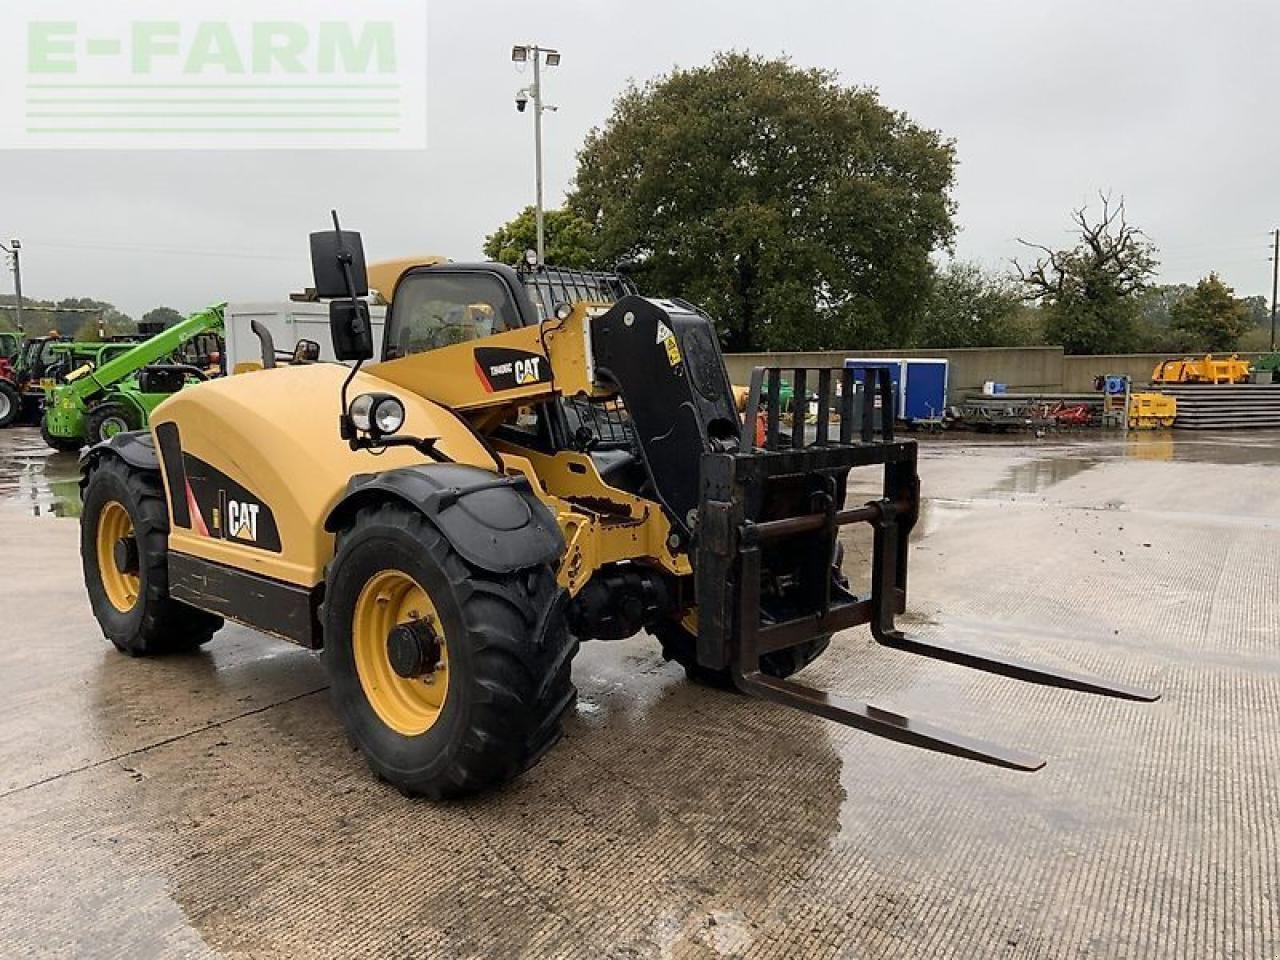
725 348 1267 398
724 347 1064 395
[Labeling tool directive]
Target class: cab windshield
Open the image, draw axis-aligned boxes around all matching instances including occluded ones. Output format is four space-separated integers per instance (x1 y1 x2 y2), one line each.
384 272 522 360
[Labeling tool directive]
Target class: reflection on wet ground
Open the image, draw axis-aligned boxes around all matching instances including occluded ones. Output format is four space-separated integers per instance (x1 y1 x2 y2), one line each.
2 425 1280 957
0 427 82 518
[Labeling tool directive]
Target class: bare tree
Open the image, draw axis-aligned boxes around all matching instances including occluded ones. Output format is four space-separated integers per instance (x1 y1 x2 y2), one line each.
1012 193 1158 354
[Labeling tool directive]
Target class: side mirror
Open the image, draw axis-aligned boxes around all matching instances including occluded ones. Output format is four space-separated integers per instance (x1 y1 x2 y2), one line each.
330 300 373 362
309 229 369 299
293 339 321 364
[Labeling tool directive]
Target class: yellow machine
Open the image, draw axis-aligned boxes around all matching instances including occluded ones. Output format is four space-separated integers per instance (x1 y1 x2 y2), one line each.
78 216 1157 798
1151 355 1251 385
1127 392 1176 429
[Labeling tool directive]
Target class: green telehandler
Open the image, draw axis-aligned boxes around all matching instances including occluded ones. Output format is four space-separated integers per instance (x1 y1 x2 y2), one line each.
41 305 225 451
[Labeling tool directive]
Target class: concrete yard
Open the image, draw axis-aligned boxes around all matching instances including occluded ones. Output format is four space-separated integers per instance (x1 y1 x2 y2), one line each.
0 425 1277 959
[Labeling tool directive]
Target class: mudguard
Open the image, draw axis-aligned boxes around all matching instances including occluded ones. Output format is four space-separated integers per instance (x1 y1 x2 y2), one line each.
325 463 564 575
79 430 159 476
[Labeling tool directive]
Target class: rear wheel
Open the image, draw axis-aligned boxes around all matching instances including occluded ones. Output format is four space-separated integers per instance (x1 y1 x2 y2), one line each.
87 402 137 446
323 502 578 799
0 380 19 428
81 456 223 655
41 416 83 452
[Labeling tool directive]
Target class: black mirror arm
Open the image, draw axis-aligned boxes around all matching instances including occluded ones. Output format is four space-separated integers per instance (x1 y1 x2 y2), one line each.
331 209 370 441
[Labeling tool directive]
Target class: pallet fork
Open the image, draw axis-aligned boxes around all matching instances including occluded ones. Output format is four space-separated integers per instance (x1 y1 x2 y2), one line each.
696 366 1158 771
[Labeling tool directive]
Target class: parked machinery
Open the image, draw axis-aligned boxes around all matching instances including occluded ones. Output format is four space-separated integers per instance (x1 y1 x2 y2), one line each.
41 306 225 451
1151 355 1251 385
78 217 1158 799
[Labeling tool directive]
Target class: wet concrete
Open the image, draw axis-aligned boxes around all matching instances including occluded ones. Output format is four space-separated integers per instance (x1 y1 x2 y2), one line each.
1 424 1278 958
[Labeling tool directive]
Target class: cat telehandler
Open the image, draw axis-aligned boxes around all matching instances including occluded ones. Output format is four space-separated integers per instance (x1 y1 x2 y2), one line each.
79 216 1157 798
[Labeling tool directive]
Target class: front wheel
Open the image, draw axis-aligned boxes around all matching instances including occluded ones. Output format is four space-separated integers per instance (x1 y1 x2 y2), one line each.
323 502 578 799
653 619 832 687
87 402 137 445
656 542 846 686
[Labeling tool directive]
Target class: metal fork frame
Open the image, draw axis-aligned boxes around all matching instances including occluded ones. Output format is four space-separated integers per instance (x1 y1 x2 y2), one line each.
696 364 1159 773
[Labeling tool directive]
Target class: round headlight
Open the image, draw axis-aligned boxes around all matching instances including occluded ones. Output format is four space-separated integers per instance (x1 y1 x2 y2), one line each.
349 392 405 437
554 301 573 321
371 395 405 436
349 393 376 432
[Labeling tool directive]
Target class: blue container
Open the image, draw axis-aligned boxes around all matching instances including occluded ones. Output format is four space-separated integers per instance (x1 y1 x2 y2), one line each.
902 359 949 420
845 358 949 422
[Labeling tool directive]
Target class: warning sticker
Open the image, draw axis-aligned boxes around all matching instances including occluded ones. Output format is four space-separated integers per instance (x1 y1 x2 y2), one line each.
656 320 681 366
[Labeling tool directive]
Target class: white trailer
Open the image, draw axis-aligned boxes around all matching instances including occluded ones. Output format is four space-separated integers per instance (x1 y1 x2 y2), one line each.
223 301 386 371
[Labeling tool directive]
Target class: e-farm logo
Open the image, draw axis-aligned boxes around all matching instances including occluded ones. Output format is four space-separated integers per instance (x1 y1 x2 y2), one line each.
0 1 426 149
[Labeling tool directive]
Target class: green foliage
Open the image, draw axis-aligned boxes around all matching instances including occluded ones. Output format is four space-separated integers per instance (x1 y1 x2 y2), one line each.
913 261 1028 348
483 206 601 270
142 306 185 329
1168 273 1250 352
0 294 133 338
1015 195 1158 355
1239 294 1270 328
1134 281 1263 352
566 51 956 352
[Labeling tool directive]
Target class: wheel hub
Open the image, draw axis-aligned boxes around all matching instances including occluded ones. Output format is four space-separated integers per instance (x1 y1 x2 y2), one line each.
386 619 442 679
113 535 139 575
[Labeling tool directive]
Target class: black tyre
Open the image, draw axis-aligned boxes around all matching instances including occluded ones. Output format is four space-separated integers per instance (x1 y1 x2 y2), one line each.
324 501 578 799
81 455 223 655
41 416 83 453
653 619 832 687
86 402 137 446
656 542 846 686
0 380 19 428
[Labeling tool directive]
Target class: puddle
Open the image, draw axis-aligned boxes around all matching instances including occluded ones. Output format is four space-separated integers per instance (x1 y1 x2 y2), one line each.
0 428 82 518
991 456 1100 495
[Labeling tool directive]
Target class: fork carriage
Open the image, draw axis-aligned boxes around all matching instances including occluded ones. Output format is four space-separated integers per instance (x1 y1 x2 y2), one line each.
695 365 1158 771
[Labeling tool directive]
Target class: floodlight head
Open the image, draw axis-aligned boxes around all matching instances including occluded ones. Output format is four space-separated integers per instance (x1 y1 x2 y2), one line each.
511 45 528 63
545 51 561 66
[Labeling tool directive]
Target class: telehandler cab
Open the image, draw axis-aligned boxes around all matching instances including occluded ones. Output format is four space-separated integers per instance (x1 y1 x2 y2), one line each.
79 216 1157 798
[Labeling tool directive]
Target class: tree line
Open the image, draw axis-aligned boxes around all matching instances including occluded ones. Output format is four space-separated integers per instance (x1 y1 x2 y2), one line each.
485 52 1270 357
0 296 186 340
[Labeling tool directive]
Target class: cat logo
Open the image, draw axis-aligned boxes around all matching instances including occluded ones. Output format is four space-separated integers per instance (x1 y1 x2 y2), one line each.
515 357 542 384
227 499 261 543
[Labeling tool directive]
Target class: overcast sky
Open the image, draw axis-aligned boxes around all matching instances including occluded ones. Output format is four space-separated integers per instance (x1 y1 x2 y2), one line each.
2 0 1277 319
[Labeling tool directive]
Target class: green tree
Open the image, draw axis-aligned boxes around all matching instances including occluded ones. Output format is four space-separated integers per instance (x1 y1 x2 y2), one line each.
1169 273 1250 352
1015 195 1157 354
483 206 601 269
1239 294 1269 328
142 306 185 328
54 297 134 340
567 51 956 352
913 261 1026 348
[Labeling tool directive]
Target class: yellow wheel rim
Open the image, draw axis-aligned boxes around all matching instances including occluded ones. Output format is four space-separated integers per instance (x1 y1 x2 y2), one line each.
96 500 140 613
352 570 449 736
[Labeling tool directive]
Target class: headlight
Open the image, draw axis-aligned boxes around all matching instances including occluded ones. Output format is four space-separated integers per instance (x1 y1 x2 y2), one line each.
349 392 405 437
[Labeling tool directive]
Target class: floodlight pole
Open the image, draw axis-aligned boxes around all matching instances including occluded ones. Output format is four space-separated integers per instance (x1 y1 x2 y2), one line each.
533 49 545 267
513 44 558 267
